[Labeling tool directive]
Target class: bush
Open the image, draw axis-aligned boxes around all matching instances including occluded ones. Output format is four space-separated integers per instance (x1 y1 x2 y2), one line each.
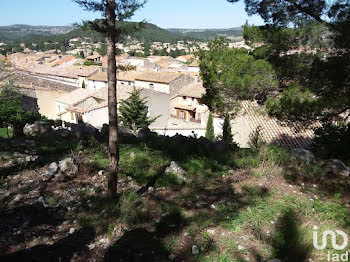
311 123 350 162
248 125 264 150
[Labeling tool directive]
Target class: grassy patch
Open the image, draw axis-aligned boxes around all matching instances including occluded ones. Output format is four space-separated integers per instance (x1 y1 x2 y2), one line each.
0 128 12 139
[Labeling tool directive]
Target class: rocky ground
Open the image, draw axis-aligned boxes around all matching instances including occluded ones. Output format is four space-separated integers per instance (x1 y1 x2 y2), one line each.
0 132 349 262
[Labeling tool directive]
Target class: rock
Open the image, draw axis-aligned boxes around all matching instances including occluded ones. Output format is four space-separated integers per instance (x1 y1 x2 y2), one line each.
213 140 228 153
98 170 105 176
268 260 281 262
36 196 47 208
100 124 109 140
137 127 151 139
69 228 75 234
46 162 59 176
13 194 21 202
165 161 187 182
33 121 52 135
192 245 199 255
291 148 316 163
227 170 235 176
169 254 176 260
23 123 35 136
148 187 154 193
71 123 98 140
210 204 216 209
238 245 245 250
207 229 215 235
55 128 71 138
58 158 78 176
324 159 350 177
88 243 95 250
198 136 213 151
25 155 39 163
130 152 136 158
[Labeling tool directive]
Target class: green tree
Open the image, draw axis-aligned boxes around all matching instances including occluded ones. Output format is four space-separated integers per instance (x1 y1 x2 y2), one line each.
0 86 41 137
205 112 215 141
143 42 151 56
199 38 278 113
222 113 233 144
119 88 156 133
79 50 85 58
81 80 86 89
228 0 350 128
74 0 146 200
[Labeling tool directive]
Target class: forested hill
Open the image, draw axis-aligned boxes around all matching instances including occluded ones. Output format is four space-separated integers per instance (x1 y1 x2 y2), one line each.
167 27 243 40
0 25 75 42
0 22 196 44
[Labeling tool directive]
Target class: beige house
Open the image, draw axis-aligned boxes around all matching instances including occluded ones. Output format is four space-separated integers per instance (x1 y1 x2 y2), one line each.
86 54 102 63
170 81 209 125
56 88 95 123
86 71 141 91
188 60 200 73
134 72 194 96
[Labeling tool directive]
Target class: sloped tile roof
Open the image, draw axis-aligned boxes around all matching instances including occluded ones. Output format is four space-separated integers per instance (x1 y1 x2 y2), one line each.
241 101 317 149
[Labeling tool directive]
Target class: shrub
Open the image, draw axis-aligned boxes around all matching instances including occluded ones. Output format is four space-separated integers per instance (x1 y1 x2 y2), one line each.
311 123 350 162
248 125 264 150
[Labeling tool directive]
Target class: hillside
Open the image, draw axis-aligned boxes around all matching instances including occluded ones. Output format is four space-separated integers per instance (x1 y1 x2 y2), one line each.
167 27 243 40
0 22 194 44
0 23 243 44
0 25 75 42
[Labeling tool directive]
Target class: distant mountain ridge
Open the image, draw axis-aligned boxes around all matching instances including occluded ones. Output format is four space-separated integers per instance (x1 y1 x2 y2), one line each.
0 23 243 43
167 27 243 40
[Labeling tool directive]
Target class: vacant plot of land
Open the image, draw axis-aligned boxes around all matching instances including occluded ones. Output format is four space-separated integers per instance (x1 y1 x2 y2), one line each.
0 134 349 262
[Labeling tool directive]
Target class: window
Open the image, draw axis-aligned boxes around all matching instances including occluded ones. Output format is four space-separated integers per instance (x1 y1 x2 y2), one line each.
149 83 154 90
179 110 186 119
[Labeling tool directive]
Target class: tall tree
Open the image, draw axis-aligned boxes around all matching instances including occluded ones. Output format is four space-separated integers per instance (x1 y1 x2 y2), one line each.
227 0 350 127
222 113 233 144
199 38 278 114
205 112 215 141
74 0 146 199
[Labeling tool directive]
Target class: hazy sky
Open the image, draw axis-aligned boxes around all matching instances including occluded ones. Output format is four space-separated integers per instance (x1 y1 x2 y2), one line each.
0 0 263 28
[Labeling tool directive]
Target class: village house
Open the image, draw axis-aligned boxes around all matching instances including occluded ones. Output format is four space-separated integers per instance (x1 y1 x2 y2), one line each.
86 54 102 63
55 88 95 123
123 56 158 71
86 71 140 91
176 54 195 63
170 81 209 125
187 60 200 73
134 72 194 96
101 54 129 68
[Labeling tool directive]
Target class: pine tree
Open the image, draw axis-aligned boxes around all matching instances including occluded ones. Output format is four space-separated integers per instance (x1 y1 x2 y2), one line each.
119 88 156 133
75 0 146 200
81 80 86 89
205 112 215 141
223 113 233 144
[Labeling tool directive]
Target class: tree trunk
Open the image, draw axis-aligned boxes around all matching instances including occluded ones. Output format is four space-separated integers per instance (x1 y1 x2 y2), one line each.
106 0 119 200
12 122 24 138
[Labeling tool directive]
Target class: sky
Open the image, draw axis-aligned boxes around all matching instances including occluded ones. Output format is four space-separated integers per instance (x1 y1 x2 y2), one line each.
0 0 264 29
